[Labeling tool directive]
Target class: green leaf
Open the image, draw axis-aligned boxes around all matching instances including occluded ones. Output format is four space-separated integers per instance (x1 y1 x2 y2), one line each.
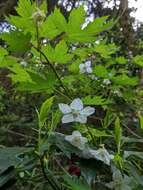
0 47 8 57
39 96 54 127
0 31 31 53
67 6 85 33
16 0 34 18
0 147 33 172
93 65 109 78
6 0 36 34
113 75 139 86
42 41 73 64
83 16 113 35
64 175 92 190
116 56 127 64
40 8 67 39
115 117 122 154
133 55 143 67
9 64 32 82
138 113 143 130
83 96 111 105
94 43 117 58
17 70 56 93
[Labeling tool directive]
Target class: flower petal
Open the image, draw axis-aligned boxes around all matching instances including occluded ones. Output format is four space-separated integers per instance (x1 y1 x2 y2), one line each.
62 114 74 123
80 106 95 116
75 114 87 123
59 103 71 114
86 67 92 73
70 98 83 111
85 61 91 67
72 130 82 137
79 64 85 73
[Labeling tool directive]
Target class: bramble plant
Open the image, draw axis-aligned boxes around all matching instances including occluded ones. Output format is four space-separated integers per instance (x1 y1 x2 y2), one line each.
0 0 143 190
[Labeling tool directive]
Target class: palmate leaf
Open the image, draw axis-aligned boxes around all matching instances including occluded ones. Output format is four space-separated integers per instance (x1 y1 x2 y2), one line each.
0 56 18 68
40 6 113 43
17 71 56 93
93 43 118 58
6 0 36 34
133 55 143 67
0 31 31 53
42 40 73 64
83 96 111 105
112 75 139 86
9 64 32 83
40 8 67 39
16 0 34 18
9 66 56 93
66 13 113 43
93 65 109 78
0 47 8 65
67 6 85 33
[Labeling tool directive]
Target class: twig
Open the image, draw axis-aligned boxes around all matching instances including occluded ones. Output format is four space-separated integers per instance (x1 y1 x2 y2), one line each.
33 46 71 98
1 128 34 140
123 123 142 139
39 156 61 190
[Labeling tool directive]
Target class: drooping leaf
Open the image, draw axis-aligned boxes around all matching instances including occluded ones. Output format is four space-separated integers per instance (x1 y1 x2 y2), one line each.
0 31 31 53
17 70 56 93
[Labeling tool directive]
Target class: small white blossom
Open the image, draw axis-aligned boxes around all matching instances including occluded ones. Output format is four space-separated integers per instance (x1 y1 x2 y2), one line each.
89 145 114 165
65 131 88 150
103 79 111 85
32 8 45 23
20 60 27 67
90 74 98 80
79 61 93 74
59 98 95 124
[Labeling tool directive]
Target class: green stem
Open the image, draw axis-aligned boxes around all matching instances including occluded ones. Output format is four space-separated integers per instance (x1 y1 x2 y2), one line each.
33 46 71 98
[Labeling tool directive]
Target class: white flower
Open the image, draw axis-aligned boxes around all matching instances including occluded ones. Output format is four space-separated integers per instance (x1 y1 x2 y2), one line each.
65 131 88 150
20 60 27 67
59 98 95 124
90 74 98 80
89 145 114 165
79 61 93 74
103 79 111 85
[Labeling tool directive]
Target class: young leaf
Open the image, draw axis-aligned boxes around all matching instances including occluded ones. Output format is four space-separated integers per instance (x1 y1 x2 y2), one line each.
114 117 122 154
138 113 143 130
39 96 54 127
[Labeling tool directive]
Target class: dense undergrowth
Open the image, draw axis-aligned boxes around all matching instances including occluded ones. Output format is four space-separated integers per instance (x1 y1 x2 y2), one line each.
0 0 143 189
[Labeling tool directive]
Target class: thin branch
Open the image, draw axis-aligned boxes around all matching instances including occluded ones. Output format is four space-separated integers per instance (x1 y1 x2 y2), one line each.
33 46 71 99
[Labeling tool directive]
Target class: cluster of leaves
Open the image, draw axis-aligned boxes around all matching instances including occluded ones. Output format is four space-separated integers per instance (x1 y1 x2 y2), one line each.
0 0 143 190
